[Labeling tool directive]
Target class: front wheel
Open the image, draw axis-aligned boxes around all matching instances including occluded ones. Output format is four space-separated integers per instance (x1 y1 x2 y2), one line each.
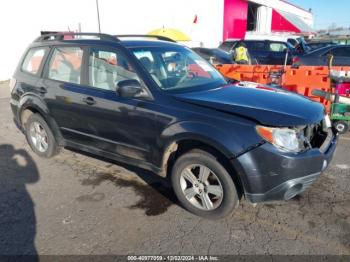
334 121 349 134
171 149 239 219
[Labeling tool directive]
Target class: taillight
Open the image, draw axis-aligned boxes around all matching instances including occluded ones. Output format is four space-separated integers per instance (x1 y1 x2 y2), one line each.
9 78 17 93
292 56 299 64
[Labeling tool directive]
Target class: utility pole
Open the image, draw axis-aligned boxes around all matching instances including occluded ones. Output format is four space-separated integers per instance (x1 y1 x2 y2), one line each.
96 0 101 33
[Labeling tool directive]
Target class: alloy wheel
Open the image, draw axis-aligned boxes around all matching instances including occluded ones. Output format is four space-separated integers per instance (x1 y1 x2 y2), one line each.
179 164 224 211
29 121 49 153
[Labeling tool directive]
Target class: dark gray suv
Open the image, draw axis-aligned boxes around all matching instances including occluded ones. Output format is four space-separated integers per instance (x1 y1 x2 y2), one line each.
10 32 337 219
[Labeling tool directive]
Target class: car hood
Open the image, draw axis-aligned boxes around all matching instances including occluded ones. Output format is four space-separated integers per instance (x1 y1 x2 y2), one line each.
173 85 325 126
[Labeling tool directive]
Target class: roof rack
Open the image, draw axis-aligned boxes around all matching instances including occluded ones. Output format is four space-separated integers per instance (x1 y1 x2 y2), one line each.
115 34 176 43
35 32 119 43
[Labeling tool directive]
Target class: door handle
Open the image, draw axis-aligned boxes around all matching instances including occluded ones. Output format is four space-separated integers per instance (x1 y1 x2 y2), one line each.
82 96 96 105
38 87 47 94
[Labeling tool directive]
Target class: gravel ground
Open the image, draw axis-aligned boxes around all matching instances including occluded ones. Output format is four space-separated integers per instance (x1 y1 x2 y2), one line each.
0 81 349 256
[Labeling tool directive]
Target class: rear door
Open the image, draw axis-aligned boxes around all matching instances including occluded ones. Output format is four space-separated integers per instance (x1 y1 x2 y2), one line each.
267 42 289 65
39 45 88 142
245 41 268 64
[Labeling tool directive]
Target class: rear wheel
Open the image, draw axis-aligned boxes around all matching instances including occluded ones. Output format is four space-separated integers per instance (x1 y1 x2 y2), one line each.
25 114 59 158
171 149 239 219
334 121 349 134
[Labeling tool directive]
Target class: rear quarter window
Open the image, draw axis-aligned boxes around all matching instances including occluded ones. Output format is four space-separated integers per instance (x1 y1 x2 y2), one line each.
21 47 48 75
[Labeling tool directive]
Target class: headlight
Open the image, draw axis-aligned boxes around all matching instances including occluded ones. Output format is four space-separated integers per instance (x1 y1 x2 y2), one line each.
256 125 306 153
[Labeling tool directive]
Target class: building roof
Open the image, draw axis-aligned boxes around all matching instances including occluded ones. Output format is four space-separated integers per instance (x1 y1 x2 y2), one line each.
277 10 314 33
280 0 311 13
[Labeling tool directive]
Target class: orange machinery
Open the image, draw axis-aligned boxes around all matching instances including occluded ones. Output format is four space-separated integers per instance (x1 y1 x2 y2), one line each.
216 64 350 112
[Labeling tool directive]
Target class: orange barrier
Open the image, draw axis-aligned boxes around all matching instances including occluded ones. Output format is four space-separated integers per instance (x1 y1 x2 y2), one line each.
216 64 350 111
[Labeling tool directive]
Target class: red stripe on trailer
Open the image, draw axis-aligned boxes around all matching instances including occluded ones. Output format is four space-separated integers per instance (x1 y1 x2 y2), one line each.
271 9 301 33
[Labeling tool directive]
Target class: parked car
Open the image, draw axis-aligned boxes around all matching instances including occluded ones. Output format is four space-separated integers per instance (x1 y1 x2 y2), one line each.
218 40 296 65
295 45 350 66
191 47 232 64
11 33 337 219
245 33 311 53
306 41 336 51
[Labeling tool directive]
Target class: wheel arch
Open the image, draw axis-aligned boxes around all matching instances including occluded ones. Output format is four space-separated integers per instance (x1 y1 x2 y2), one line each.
19 95 64 145
159 134 245 198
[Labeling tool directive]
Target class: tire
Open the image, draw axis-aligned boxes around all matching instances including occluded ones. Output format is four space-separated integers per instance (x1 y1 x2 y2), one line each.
25 113 59 158
334 121 349 134
171 149 239 219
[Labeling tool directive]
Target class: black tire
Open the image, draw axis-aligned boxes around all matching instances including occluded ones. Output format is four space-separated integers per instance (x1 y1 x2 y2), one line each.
171 149 239 219
334 121 349 134
25 113 59 158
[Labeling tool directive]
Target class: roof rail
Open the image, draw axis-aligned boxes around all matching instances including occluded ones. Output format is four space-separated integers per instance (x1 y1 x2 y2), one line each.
35 32 120 43
115 34 176 43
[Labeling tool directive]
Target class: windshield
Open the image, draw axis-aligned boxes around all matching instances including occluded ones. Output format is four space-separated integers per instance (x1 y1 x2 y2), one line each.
131 46 227 92
218 41 235 52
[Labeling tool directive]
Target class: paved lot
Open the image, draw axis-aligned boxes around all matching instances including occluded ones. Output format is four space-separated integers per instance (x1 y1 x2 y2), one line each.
0 81 349 255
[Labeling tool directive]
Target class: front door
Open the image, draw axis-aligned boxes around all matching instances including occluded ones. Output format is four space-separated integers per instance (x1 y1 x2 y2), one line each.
72 46 156 163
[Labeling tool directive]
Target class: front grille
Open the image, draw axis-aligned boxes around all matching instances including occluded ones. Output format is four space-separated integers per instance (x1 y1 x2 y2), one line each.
304 119 332 151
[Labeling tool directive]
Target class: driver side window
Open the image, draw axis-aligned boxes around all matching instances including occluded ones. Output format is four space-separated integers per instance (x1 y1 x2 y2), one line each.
88 49 140 91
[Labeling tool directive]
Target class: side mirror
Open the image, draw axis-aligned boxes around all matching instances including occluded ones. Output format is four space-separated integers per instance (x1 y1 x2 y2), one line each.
117 79 142 98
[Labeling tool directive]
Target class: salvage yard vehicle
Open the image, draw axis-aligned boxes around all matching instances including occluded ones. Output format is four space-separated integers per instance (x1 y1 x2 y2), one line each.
191 47 232 64
218 39 296 65
306 41 336 51
294 45 350 66
10 33 337 219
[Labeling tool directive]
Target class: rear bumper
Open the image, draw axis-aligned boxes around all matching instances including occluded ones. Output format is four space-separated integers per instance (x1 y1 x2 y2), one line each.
11 99 23 131
232 131 338 203
13 116 24 133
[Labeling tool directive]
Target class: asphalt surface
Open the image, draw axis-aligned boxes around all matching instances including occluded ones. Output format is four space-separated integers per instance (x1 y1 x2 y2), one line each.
0 81 349 255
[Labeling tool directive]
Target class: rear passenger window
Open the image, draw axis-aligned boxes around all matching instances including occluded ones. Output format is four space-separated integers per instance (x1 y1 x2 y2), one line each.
88 49 140 91
269 43 287 52
47 47 83 84
21 47 47 75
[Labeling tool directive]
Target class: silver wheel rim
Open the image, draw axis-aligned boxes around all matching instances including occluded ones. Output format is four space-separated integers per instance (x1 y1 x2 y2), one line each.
180 164 224 211
29 121 49 153
336 123 345 132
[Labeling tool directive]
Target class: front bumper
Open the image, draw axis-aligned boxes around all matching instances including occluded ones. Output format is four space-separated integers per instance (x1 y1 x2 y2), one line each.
232 130 338 203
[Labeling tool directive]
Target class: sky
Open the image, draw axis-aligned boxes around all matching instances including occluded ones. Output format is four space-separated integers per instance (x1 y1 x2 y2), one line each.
0 0 222 80
291 0 350 29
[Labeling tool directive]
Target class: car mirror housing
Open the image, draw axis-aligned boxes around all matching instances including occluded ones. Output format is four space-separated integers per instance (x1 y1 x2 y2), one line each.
117 79 143 98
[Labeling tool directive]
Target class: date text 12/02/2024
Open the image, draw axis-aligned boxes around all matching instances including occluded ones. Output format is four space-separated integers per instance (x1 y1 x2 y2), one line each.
127 255 219 261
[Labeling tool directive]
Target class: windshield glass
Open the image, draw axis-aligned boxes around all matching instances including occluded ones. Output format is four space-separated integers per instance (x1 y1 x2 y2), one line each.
131 46 227 92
